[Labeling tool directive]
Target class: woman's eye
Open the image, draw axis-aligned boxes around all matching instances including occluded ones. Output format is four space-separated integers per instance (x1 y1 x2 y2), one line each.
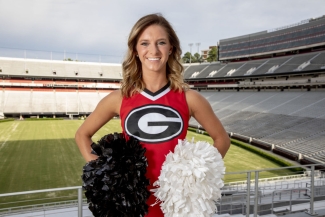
141 42 148 46
158 41 166 45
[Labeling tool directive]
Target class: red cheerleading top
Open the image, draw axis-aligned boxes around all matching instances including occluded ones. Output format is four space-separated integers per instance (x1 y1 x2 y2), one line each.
120 82 189 216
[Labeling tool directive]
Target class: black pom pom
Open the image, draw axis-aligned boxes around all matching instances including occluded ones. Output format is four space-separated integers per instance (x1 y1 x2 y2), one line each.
81 133 150 217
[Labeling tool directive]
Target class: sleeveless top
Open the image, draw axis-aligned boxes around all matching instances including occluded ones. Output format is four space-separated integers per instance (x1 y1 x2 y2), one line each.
120 83 189 216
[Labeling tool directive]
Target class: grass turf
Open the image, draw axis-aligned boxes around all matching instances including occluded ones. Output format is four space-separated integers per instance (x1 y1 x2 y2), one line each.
0 119 294 208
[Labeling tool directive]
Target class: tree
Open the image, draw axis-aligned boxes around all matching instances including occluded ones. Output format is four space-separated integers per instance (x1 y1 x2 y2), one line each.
207 47 218 63
63 58 81 62
182 52 193 63
193 53 203 63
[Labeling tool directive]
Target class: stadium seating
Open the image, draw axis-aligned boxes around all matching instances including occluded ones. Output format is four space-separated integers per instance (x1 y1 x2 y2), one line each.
78 91 107 112
218 16 325 60
2 90 31 113
31 90 56 113
2 51 324 82
184 63 210 79
185 51 325 79
1 14 325 217
1 89 111 115
190 90 325 163
276 53 318 73
0 15 324 168
0 57 122 79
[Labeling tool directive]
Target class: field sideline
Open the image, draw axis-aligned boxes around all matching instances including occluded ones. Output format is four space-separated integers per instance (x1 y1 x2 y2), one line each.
0 119 294 207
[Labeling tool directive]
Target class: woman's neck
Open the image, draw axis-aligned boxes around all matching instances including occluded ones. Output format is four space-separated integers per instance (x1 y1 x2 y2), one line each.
142 73 168 93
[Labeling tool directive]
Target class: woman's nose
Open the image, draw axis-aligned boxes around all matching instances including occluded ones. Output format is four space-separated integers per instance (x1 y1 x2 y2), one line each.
149 44 159 55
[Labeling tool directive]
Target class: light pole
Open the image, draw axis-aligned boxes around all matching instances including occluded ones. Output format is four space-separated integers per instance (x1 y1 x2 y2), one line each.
188 43 193 64
196 43 201 63
196 43 201 54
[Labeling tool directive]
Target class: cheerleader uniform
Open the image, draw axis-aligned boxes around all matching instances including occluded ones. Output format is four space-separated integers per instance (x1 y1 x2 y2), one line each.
120 82 189 216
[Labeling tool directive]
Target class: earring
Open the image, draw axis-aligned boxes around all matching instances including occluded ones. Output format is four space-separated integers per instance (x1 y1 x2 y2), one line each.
136 54 139 57
169 52 171 55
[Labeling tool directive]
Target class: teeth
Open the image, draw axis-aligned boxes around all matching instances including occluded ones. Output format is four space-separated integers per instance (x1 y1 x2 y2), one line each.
148 58 160 60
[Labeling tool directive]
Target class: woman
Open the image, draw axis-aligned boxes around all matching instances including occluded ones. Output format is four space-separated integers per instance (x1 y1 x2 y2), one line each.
75 13 230 216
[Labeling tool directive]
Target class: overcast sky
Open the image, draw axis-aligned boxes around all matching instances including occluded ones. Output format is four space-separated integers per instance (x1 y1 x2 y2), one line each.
0 0 323 63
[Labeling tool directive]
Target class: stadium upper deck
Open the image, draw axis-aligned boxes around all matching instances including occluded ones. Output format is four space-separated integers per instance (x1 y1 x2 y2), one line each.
184 50 325 82
219 15 325 61
2 50 325 83
0 57 122 80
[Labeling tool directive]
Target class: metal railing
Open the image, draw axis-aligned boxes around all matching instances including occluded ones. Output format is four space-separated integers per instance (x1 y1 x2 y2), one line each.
0 164 324 217
218 164 325 216
0 186 83 217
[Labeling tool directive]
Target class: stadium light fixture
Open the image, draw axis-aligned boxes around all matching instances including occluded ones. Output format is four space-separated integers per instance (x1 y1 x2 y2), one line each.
0 67 2 73
196 43 201 54
25 69 29 74
75 71 78 76
188 43 193 64
98 72 103 76
52 70 56 75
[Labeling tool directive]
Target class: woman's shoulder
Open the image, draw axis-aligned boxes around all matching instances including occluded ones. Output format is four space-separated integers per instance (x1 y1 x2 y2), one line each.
98 90 123 112
101 89 122 101
184 88 201 99
185 89 210 116
110 89 122 97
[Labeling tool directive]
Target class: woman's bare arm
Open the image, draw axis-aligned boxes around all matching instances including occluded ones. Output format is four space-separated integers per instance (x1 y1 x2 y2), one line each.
186 89 230 158
75 90 122 162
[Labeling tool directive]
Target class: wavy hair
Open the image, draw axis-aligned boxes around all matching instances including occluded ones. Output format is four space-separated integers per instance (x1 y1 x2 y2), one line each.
121 13 188 98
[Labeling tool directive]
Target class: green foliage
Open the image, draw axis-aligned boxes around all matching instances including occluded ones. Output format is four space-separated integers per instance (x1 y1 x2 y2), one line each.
63 58 81 62
207 47 218 63
231 139 304 173
193 52 203 63
182 52 203 63
0 118 14 123
182 52 192 63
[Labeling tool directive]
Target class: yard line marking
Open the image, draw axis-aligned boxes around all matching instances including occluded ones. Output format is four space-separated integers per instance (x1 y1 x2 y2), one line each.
0 137 9 150
0 122 18 150
11 123 18 132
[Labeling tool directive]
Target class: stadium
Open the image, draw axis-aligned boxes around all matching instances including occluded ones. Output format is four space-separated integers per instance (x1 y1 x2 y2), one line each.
0 14 325 217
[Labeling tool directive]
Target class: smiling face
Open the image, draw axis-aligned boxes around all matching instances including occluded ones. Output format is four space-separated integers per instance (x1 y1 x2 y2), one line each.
136 24 173 75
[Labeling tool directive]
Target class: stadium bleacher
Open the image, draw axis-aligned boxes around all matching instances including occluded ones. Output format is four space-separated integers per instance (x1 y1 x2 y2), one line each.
0 57 122 79
184 50 325 79
0 89 110 116
0 14 325 217
189 90 325 164
218 15 325 61
183 63 210 79
3 90 31 113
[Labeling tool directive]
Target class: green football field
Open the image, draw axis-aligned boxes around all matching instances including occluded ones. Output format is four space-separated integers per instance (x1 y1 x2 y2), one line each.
0 119 294 208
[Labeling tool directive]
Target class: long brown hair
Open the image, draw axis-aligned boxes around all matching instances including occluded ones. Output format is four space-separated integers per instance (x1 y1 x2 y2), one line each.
121 13 188 98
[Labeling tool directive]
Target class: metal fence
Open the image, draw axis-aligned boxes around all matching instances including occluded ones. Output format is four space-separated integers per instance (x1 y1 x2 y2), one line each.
0 164 324 217
0 187 84 217
218 164 325 216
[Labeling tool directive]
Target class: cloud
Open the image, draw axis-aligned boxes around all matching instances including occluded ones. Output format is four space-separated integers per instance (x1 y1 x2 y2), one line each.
0 0 323 62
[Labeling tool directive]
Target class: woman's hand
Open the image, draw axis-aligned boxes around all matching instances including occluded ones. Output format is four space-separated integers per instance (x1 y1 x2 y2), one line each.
75 90 122 162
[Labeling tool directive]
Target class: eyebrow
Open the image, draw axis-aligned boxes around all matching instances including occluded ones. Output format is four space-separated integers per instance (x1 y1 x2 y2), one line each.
138 38 168 42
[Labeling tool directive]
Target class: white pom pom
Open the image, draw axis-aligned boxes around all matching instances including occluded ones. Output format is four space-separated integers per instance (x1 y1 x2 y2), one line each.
151 139 225 217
